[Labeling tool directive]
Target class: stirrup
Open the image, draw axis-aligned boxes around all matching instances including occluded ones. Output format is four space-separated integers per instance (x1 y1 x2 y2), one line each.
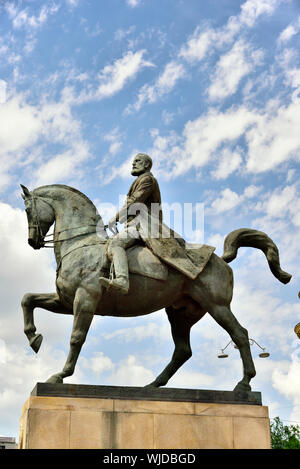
99 276 129 294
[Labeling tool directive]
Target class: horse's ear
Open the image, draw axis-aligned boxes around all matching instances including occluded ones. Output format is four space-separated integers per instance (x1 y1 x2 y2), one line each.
20 184 30 198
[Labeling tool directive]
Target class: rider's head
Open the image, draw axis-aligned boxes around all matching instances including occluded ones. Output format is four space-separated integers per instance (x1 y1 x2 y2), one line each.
131 153 152 176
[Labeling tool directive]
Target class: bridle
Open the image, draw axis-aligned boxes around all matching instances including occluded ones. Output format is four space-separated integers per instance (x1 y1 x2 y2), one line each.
28 193 112 248
28 195 52 248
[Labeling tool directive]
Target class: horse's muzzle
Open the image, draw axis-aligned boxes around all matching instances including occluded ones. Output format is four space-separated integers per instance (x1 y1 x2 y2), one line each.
28 237 42 249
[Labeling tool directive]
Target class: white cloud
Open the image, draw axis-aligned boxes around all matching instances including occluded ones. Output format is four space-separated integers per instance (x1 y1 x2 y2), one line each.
93 200 117 223
81 352 114 375
277 16 300 44
78 50 154 103
33 145 89 186
209 184 261 214
179 0 284 63
4 2 18 19
0 43 9 55
277 47 298 70
275 46 300 103
246 101 300 172
162 110 175 125
126 60 185 113
0 90 91 189
172 106 255 178
156 61 185 92
179 26 215 63
103 322 169 343
103 127 123 156
168 369 214 388
286 68 300 100
96 50 153 99
243 184 261 198
208 40 264 101
254 184 300 228
105 94 300 184
66 0 80 6
114 355 154 386
0 344 81 437
210 188 241 214
10 4 60 30
24 37 37 54
101 355 154 386
210 148 242 180
239 0 284 27
278 24 298 44
0 95 42 156
0 79 7 104
126 0 141 7
272 346 300 422
4 2 64 56
114 25 136 41
206 233 225 254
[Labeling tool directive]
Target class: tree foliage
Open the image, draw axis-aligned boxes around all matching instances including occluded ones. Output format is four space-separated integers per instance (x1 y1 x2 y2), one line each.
270 417 300 449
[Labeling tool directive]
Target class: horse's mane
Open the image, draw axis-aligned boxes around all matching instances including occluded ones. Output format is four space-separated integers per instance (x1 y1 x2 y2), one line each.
33 184 98 212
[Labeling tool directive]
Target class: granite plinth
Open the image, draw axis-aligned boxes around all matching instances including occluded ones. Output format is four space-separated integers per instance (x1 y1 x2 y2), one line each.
19 383 271 449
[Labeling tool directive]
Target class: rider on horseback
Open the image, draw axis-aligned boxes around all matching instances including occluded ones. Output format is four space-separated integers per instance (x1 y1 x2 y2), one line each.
99 153 162 294
99 152 206 294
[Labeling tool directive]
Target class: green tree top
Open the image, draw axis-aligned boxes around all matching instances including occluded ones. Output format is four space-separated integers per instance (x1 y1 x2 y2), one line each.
271 416 300 449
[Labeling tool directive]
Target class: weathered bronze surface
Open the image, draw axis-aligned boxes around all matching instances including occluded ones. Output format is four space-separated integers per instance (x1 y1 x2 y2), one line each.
21 154 292 392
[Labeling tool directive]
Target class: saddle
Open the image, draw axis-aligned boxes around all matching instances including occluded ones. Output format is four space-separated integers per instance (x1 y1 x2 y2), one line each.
126 243 215 281
58 232 215 282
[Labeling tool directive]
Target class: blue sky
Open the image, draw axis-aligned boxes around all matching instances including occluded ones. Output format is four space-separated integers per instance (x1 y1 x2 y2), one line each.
0 0 300 441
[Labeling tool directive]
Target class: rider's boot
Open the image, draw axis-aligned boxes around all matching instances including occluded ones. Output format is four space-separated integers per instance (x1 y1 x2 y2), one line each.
99 246 129 294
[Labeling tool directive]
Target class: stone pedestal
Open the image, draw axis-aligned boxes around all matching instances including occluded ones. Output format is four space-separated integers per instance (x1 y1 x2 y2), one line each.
19 383 271 449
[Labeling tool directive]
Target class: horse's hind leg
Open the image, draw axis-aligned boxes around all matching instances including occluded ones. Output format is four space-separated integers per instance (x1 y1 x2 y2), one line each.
209 304 256 392
145 300 204 388
22 292 72 353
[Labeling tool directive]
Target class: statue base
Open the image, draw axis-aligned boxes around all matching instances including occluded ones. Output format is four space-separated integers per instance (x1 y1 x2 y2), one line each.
19 383 271 449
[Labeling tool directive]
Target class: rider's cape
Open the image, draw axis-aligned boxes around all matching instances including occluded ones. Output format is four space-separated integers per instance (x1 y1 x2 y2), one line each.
133 211 215 280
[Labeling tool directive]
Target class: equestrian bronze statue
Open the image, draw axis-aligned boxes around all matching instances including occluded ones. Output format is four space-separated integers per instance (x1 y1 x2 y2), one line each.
20 154 292 392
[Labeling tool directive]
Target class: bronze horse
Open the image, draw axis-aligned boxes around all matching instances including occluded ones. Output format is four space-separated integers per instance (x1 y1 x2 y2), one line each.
21 184 291 391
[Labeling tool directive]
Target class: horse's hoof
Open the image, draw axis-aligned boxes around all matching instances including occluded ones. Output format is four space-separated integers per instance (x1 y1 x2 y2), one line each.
233 382 251 392
144 381 162 389
46 374 64 384
29 334 43 353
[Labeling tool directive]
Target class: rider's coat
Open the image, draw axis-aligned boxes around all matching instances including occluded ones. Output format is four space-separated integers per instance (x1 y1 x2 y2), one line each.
115 172 203 280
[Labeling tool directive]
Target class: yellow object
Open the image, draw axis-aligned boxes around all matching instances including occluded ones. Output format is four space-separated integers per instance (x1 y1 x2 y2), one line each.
294 322 300 339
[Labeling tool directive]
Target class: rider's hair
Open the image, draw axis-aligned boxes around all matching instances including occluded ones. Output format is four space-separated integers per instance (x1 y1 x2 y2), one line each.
137 153 152 170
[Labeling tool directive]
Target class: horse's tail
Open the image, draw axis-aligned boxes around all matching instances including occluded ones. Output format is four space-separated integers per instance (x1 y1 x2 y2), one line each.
221 228 292 284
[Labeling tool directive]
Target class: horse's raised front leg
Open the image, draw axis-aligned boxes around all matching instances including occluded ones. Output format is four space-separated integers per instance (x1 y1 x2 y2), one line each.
209 304 256 392
145 301 203 388
22 292 72 353
46 286 98 384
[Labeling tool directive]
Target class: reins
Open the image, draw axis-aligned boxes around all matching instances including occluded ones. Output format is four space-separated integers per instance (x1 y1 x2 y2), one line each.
28 194 117 275
29 194 110 247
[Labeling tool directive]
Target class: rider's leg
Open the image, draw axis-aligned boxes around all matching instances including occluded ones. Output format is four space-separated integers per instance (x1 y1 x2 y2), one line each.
105 245 130 293
99 225 139 294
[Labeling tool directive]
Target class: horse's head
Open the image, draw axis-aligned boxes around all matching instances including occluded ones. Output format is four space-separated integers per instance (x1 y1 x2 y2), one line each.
21 184 55 250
